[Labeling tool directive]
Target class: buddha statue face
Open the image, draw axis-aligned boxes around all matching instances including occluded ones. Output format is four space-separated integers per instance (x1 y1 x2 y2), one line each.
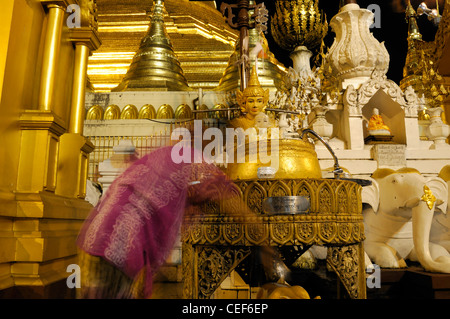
239 87 269 120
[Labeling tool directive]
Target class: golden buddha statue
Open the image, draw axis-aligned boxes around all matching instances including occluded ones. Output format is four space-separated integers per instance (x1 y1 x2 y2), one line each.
365 107 393 144
367 108 391 135
229 66 270 130
223 66 322 180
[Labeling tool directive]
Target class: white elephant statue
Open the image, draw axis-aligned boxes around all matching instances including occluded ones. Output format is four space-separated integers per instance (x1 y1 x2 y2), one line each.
430 165 450 252
362 167 450 273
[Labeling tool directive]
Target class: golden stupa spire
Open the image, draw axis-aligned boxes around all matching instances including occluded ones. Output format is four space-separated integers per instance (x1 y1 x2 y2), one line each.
216 0 286 93
113 0 190 91
406 1 423 41
239 65 268 100
247 65 261 88
402 1 423 79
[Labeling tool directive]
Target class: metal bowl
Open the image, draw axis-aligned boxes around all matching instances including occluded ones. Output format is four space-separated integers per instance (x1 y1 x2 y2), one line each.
262 196 310 215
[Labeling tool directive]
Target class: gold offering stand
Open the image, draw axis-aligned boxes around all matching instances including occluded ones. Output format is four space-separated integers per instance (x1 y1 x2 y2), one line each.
181 177 367 299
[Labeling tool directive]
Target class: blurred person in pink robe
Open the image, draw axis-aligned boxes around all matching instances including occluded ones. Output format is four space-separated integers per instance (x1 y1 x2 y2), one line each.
76 144 244 299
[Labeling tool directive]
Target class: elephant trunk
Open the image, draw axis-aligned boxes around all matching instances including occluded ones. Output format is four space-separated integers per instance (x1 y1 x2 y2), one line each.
412 200 450 273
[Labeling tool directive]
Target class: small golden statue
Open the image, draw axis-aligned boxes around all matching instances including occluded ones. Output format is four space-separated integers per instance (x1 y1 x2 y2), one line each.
365 108 393 144
229 66 270 130
367 108 391 134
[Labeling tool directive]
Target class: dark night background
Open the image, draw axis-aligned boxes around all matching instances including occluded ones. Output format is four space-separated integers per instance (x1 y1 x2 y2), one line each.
212 0 442 85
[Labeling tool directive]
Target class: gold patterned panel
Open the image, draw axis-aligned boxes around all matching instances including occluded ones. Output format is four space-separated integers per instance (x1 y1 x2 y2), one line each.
270 216 295 245
120 104 138 119
183 178 365 246
293 180 316 212
221 183 244 214
182 243 194 299
196 247 251 299
183 177 367 299
223 223 245 245
103 104 121 119
327 244 366 299
336 183 349 214
156 104 175 119
295 222 317 245
352 222 363 242
204 224 221 244
183 214 365 247
317 181 334 214
244 181 268 214
245 222 269 246
338 223 353 242
86 104 103 120
268 180 291 197
138 104 156 119
175 104 193 119
350 184 360 215
189 223 203 244
318 222 337 243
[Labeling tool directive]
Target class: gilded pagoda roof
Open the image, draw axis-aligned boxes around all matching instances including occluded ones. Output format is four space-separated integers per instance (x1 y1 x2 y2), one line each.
88 0 239 92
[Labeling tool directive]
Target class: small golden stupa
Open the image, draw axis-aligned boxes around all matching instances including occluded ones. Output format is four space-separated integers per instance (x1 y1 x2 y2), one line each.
216 0 287 93
113 0 190 91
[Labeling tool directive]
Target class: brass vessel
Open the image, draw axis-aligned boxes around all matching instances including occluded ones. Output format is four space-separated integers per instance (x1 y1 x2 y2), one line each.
223 138 322 180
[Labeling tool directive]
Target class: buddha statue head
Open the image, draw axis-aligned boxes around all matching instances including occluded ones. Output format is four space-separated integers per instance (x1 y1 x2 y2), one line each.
236 66 270 121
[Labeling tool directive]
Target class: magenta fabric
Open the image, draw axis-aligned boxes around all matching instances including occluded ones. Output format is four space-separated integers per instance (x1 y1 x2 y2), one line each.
77 145 231 298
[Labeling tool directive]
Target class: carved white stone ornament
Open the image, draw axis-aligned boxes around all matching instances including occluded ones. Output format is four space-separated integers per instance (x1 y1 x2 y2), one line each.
358 69 407 109
326 3 390 90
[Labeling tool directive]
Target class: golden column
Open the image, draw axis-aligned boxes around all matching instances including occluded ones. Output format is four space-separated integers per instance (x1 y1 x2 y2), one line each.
10 0 96 293
11 0 84 292
56 0 101 199
38 3 66 112
69 43 90 134
16 0 70 195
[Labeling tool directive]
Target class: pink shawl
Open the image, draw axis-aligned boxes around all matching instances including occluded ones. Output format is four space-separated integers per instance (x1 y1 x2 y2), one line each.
77 145 232 298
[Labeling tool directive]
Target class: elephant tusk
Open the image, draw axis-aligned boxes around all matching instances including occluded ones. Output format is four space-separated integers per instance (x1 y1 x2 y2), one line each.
420 185 437 210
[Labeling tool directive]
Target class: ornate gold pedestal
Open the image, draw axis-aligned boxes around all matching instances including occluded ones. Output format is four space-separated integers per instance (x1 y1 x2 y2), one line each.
181 178 367 299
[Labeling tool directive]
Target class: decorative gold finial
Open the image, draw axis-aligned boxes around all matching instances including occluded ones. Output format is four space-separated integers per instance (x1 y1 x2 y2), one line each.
247 65 262 89
271 0 328 52
406 2 423 41
421 185 437 210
